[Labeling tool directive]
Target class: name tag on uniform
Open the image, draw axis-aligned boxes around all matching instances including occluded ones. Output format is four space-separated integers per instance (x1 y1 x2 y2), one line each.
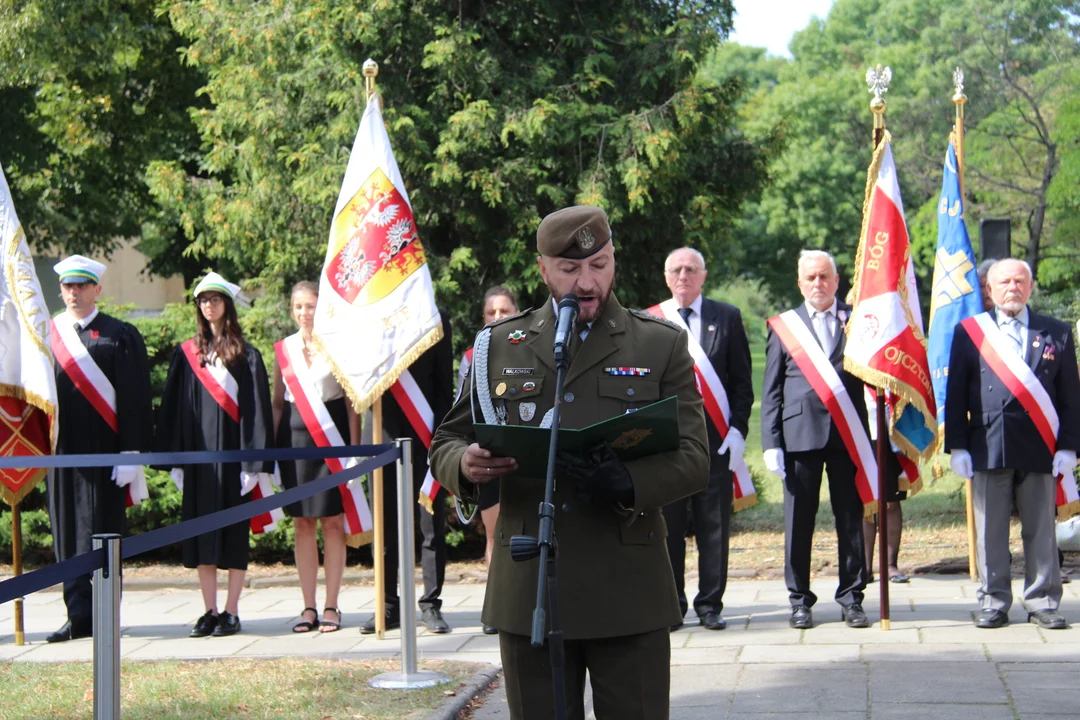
502 367 535 375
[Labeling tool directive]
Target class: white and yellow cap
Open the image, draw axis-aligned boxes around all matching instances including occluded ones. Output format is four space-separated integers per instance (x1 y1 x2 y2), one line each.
54 255 106 285
193 271 240 301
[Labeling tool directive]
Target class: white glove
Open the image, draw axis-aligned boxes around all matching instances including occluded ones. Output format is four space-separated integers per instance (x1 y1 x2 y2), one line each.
240 471 262 496
950 449 973 479
763 448 785 480
170 468 184 492
1053 450 1078 478
111 451 143 488
718 428 746 463
127 472 150 505
271 462 283 490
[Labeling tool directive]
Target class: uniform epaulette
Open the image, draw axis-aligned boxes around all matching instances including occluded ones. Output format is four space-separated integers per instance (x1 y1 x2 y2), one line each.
630 308 682 332
485 307 534 329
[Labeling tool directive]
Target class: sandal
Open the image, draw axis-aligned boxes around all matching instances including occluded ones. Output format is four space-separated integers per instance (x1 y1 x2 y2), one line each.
292 607 320 633
320 607 342 633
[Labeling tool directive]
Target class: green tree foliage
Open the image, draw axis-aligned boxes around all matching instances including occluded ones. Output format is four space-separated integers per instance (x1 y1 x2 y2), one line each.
0 0 203 275
707 0 1080 307
144 0 770 346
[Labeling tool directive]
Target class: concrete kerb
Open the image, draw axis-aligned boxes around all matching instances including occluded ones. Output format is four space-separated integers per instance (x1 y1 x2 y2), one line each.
425 664 501 720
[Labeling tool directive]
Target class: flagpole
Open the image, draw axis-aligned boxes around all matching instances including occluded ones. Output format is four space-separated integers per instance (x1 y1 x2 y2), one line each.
12 501 24 646
363 58 388 641
867 64 891 631
953 67 978 583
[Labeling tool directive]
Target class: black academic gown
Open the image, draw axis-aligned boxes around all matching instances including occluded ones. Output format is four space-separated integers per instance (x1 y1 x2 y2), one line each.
47 311 153 625
154 342 273 570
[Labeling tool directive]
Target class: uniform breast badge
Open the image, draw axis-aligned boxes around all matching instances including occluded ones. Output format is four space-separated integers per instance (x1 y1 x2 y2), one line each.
604 367 651 376
508 330 527 344
523 381 537 392
495 382 507 397
495 403 509 425
519 402 536 422
1042 344 1056 361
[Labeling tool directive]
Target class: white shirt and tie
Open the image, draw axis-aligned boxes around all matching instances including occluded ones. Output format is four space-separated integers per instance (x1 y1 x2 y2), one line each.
804 299 839 354
995 306 1029 360
674 294 703 341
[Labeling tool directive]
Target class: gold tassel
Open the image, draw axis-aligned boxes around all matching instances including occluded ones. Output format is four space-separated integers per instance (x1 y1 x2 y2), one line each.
1058 500 1080 522
345 530 374 548
732 494 758 513
418 492 435 514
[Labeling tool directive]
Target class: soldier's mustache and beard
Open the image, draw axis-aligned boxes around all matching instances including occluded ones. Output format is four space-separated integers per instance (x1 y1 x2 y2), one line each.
548 284 613 323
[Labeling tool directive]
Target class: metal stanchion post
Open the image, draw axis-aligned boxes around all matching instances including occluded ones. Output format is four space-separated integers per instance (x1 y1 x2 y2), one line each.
93 533 122 720
370 438 451 690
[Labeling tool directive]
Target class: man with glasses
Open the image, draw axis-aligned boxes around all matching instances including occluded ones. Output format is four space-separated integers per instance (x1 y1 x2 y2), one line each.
45 255 153 642
652 248 753 632
946 258 1080 629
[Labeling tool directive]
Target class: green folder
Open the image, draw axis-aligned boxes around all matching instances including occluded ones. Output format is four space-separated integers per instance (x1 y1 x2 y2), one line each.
473 396 681 477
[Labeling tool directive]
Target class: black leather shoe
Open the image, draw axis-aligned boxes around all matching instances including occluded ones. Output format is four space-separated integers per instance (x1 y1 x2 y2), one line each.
190 610 218 638
1029 609 1067 629
789 605 813 629
974 608 1009 629
212 611 241 636
482 623 498 635
422 608 451 634
699 611 727 630
46 620 92 643
842 604 870 628
360 609 400 635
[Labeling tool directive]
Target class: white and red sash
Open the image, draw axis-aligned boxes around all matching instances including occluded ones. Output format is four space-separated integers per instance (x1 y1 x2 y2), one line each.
960 313 1079 516
51 313 144 506
768 310 879 514
648 302 757 510
275 337 373 540
388 369 442 512
181 339 283 534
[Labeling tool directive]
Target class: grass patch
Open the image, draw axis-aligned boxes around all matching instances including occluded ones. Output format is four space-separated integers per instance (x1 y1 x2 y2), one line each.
0 658 484 720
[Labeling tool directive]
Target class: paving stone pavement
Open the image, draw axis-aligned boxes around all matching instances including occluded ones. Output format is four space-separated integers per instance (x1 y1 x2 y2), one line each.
3 574 1080 718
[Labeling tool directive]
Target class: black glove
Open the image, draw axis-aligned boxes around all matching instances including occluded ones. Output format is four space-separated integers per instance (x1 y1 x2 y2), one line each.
556 442 635 509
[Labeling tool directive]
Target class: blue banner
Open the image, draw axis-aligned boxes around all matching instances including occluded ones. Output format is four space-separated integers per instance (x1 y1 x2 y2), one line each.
927 138 983 429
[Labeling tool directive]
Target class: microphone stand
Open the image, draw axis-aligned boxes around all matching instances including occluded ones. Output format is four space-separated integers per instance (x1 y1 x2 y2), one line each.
509 300 575 720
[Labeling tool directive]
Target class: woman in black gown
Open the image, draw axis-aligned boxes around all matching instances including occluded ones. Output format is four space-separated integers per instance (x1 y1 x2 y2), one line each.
155 272 274 638
272 281 358 633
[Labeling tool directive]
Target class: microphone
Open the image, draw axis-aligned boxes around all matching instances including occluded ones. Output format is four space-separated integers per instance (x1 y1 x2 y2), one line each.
552 293 580 369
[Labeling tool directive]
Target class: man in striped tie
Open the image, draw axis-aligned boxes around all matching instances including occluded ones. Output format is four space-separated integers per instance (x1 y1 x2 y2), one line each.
945 258 1080 630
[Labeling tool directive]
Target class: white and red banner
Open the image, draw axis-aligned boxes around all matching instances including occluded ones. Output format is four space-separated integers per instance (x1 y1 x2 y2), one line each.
51 315 149 506
648 302 757 510
0 162 56 506
181 339 283 534
844 132 938 472
388 368 442 512
275 337 374 542
313 95 443 416
960 314 1080 518
769 311 879 515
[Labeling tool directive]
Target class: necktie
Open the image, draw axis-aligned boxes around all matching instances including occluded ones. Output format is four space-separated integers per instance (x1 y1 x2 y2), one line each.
1006 317 1025 357
813 311 834 352
677 307 692 327
73 322 83 335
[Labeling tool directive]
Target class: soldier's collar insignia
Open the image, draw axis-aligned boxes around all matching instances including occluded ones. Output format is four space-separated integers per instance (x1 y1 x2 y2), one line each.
578 227 596 250
508 329 527 344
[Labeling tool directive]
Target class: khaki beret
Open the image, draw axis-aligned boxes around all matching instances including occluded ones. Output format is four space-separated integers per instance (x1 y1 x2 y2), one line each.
536 206 611 259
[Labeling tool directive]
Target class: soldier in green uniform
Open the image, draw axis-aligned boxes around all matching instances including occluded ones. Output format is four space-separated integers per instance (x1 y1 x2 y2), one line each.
429 205 709 720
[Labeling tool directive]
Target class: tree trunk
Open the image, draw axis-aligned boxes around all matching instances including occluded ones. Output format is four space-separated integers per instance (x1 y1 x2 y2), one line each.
1027 141 1057 278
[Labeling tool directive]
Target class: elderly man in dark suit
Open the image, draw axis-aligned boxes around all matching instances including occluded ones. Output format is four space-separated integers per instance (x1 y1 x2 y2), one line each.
655 247 753 632
761 250 870 630
945 258 1080 629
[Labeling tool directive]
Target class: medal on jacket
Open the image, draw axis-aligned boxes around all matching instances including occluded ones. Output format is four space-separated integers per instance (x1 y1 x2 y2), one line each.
495 402 508 425
508 330 527 344
519 402 536 422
